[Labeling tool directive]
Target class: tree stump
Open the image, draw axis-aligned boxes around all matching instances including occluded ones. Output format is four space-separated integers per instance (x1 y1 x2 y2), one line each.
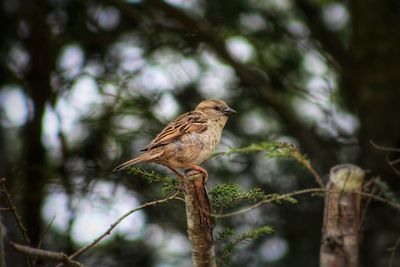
184 173 216 267
320 164 365 267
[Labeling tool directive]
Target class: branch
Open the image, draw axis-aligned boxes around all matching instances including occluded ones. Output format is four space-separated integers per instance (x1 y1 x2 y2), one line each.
214 188 325 219
370 141 400 153
0 178 31 245
214 143 324 187
33 216 56 265
389 236 400 267
11 242 86 267
214 186 400 219
370 141 400 176
0 178 34 267
66 192 180 261
217 225 274 266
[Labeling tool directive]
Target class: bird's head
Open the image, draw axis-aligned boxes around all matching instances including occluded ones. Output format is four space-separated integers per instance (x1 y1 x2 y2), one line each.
195 99 236 121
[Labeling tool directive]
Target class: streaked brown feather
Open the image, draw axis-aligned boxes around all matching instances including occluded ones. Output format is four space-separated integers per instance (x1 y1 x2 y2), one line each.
113 150 164 171
141 111 208 151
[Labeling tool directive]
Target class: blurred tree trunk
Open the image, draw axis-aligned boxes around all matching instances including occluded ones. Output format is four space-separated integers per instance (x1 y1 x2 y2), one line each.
346 0 400 177
20 0 54 246
344 2 400 266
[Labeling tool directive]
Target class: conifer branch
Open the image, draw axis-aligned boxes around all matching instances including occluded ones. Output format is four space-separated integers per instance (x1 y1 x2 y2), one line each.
213 142 324 187
127 167 180 192
217 226 274 266
214 187 400 219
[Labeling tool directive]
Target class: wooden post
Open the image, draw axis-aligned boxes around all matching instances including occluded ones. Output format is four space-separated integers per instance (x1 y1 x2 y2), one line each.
184 173 216 267
320 164 365 267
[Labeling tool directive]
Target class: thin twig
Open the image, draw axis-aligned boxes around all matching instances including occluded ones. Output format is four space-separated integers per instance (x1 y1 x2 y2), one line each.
37 216 56 251
0 178 34 267
214 143 324 187
0 178 31 245
11 242 86 267
370 141 400 175
33 216 56 265
388 236 400 267
357 191 400 209
0 208 11 211
213 187 400 219
386 154 400 176
370 141 400 153
65 191 180 261
360 181 378 227
389 158 400 165
291 150 324 188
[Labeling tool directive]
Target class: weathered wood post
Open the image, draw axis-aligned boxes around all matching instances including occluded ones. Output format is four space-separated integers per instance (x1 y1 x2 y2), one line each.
184 173 216 267
320 164 365 267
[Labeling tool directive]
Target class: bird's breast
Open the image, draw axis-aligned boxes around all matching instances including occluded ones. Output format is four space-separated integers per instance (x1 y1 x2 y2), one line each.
173 126 221 164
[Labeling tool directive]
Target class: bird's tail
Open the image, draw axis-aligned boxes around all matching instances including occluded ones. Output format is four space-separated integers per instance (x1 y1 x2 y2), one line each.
113 151 163 172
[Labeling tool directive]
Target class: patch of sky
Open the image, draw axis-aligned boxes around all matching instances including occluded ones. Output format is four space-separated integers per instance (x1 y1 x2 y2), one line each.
226 36 255 63
198 51 238 99
0 85 30 128
322 3 349 31
8 44 29 77
258 237 289 262
240 13 266 33
58 44 84 79
152 93 180 122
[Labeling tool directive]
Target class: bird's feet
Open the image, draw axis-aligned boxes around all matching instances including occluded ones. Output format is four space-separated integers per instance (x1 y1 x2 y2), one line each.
185 163 209 185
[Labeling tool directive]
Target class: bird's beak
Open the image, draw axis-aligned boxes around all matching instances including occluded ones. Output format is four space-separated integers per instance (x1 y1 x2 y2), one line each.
223 107 237 116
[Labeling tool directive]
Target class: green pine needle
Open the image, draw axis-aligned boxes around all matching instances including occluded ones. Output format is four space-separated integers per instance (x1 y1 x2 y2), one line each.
127 167 179 192
217 225 274 266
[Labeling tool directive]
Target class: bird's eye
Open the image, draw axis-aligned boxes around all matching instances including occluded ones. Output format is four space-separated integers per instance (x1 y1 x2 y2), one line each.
214 106 222 111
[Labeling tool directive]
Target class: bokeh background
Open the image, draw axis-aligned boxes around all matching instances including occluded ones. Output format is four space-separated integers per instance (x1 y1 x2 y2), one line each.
1 0 400 266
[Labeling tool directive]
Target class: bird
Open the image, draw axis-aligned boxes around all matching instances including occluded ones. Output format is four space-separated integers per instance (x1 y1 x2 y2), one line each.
113 99 236 184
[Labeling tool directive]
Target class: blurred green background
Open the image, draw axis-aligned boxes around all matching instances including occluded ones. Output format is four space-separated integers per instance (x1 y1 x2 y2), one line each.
1 0 400 266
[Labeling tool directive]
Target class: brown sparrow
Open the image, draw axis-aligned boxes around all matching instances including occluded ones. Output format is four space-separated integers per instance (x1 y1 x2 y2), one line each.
114 99 236 183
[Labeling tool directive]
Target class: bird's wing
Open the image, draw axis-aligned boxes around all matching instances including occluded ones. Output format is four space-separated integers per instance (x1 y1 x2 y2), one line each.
141 111 208 151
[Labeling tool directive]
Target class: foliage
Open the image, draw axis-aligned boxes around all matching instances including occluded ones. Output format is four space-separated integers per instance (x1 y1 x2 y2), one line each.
216 225 274 266
373 177 400 204
209 183 263 208
209 182 298 210
213 142 298 158
127 167 180 192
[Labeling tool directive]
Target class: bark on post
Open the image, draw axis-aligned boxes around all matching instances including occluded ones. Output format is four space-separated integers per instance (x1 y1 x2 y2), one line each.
184 173 216 267
320 164 365 267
